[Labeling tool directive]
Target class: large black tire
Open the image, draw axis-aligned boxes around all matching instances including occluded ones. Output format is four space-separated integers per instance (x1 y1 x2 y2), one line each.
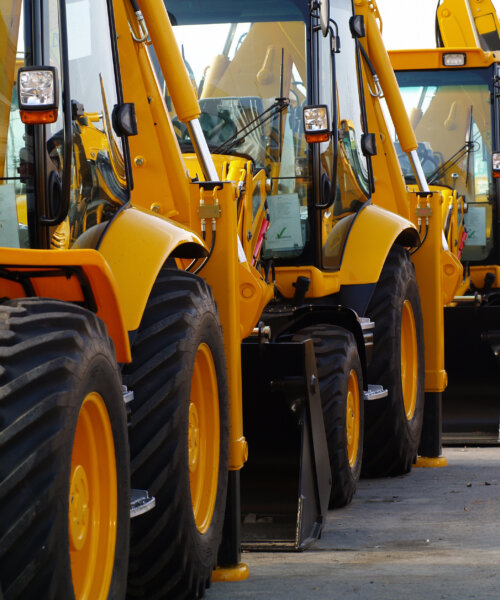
123 269 229 600
292 325 364 508
0 298 129 600
362 246 425 477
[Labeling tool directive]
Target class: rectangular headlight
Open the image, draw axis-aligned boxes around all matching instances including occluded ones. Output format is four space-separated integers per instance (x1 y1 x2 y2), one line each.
17 66 59 124
443 53 466 67
303 104 330 143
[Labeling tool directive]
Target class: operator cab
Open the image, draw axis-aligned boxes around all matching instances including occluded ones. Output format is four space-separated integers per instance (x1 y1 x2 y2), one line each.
393 65 497 264
159 0 374 271
1 0 132 252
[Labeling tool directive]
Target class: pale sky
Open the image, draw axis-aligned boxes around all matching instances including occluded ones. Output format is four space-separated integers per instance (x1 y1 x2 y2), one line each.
376 0 500 49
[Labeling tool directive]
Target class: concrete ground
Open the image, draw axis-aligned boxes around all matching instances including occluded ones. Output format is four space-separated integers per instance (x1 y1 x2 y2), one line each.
211 447 500 600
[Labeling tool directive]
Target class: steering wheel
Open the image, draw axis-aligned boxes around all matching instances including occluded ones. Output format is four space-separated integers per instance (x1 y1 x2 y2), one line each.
200 110 237 146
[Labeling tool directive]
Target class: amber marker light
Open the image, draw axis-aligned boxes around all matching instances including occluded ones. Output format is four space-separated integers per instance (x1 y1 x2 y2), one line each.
492 152 500 178
303 105 330 143
18 66 59 125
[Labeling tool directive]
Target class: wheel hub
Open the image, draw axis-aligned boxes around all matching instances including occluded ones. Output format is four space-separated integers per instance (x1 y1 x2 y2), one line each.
401 300 418 421
189 402 200 473
69 464 90 552
346 392 355 446
346 369 360 468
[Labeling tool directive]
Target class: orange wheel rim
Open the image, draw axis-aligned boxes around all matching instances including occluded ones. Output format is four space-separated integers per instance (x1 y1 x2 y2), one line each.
70 392 117 599
189 343 220 534
346 369 360 468
401 300 418 420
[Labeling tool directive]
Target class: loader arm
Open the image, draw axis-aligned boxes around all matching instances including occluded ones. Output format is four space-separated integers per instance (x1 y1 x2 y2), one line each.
436 0 500 50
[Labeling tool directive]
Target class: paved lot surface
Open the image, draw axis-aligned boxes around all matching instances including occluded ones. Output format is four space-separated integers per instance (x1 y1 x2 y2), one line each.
211 447 500 600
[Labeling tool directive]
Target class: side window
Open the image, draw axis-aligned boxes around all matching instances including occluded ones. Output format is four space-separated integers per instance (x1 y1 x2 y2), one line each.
322 0 369 269
333 0 369 202
1 4 34 248
45 0 127 248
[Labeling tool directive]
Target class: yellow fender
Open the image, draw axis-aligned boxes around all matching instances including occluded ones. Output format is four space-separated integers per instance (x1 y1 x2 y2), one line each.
0 247 131 363
98 205 207 334
339 204 419 285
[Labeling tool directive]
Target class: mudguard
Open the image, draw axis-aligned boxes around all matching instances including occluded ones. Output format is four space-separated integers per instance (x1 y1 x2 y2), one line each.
339 204 419 286
98 205 207 333
0 247 131 362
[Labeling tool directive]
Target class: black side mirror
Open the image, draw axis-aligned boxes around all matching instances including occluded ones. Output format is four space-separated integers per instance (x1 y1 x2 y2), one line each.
361 133 377 157
112 103 138 137
349 16 366 39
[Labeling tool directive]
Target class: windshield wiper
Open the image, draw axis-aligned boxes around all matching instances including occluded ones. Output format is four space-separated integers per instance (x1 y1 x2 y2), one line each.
212 97 290 155
428 107 478 186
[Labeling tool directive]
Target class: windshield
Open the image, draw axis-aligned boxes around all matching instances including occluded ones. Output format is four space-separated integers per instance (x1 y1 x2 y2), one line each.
395 67 494 261
0 0 127 251
162 1 310 260
164 4 307 169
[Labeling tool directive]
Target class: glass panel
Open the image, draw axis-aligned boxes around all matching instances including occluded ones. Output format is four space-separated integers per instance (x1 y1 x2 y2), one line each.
164 2 311 260
395 68 494 261
332 0 370 202
0 2 33 248
44 0 126 249
322 0 369 270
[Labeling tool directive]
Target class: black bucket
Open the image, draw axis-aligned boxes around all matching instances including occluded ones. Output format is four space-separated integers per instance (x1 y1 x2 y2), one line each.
443 304 500 444
240 338 331 550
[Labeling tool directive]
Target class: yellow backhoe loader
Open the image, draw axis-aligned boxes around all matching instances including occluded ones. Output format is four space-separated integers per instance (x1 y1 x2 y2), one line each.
0 0 461 599
389 0 500 444
160 0 461 549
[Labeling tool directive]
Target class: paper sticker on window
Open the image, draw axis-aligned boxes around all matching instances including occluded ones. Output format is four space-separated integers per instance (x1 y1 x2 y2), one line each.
465 205 487 247
0 184 21 248
264 193 303 252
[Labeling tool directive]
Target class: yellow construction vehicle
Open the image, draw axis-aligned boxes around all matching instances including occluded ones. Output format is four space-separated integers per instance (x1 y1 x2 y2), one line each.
389 0 500 444
0 0 460 599
0 1 239 598
161 0 461 537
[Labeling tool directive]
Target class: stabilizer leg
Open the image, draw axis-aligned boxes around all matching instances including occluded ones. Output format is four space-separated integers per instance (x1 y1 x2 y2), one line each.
213 471 249 582
416 392 448 467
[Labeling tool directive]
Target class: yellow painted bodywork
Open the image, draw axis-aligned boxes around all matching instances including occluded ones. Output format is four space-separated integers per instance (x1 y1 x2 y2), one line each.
359 4 418 155
409 193 453 392
339 205 418 285
212 563 250 582
189 343 220 534
436 0 500 49
354 0 465 393
117 0 276 472
469 264 500 288
0 247 131 362
0 0 463 503
114 0 194 224
97 205 207 333
137 0 201 124
355 1 417 219
183 153 271 266
346 369 361 468
70 391 118 599
389 47 499 71
273 205 419 300
401 299 419 419
415 456 449 467
193 183 272 469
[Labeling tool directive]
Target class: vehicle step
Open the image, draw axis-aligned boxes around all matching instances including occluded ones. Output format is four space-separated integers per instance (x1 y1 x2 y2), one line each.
122 385 134 404
130 489 156 518
363 384 388 401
